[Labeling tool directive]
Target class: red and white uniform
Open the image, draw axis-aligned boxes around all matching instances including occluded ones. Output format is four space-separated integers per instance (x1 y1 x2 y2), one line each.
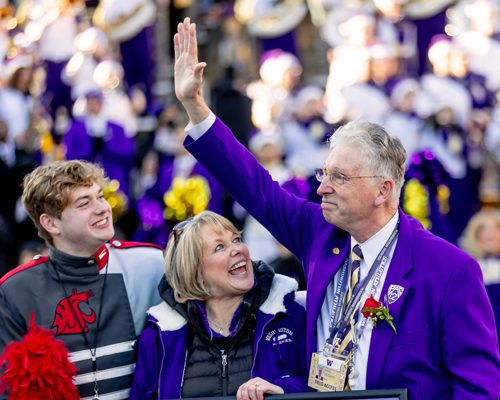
0 240 165 399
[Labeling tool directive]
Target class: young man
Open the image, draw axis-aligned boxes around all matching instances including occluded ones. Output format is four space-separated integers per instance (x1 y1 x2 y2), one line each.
0 160 165 399
174 18 500 399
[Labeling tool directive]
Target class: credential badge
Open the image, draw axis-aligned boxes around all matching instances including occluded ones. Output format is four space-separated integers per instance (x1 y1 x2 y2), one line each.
387 284 404 305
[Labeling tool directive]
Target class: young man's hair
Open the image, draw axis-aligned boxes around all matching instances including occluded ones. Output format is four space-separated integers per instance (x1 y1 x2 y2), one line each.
22 160 107 245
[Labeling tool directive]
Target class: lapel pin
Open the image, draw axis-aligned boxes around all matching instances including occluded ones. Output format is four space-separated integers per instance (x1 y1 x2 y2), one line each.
387 284 404 305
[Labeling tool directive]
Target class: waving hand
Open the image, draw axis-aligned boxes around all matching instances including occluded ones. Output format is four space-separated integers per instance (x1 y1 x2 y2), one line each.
173 17 210 124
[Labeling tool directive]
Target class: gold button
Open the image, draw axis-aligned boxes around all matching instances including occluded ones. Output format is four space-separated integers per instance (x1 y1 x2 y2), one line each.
332 247 340 254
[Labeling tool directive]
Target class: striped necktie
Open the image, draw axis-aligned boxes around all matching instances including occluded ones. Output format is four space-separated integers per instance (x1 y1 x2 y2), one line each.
339 244 364 390
347 244 363 303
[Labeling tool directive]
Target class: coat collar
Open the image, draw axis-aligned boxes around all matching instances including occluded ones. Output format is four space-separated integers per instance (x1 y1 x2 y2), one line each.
260 274 298 315
149 274 298 332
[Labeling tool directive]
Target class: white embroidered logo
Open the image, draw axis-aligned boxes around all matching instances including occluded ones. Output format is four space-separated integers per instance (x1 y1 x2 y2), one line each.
265 327 294 345
387 284 404 305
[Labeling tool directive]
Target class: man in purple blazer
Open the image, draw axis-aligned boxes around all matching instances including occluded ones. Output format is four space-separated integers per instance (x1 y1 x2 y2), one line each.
173 18 500 399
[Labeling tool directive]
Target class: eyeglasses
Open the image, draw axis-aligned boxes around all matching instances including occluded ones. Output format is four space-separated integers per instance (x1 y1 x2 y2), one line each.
172 217 194 243
315 168 384 186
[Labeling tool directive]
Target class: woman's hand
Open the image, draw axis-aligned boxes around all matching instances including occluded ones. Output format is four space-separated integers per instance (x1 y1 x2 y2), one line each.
173 17 210 124
236 377 284 400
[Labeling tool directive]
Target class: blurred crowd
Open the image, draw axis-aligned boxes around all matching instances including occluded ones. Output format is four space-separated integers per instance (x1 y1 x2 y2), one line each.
1 0 500 300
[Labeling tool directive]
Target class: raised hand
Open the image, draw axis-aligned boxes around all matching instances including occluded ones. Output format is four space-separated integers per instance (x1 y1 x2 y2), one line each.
173 18 207 107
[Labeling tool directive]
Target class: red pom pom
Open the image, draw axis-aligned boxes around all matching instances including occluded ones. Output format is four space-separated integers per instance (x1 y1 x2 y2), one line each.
0 313 79 400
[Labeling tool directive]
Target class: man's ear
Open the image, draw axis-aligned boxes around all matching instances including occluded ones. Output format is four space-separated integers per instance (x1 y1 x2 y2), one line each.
39 213 61 236
374 179 395 206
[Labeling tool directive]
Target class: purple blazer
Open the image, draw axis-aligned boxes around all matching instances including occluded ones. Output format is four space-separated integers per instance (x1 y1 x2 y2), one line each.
185 117 500 399
64 119 135 196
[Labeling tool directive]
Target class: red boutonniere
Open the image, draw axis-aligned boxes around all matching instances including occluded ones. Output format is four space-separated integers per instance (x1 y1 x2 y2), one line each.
361 295 397 334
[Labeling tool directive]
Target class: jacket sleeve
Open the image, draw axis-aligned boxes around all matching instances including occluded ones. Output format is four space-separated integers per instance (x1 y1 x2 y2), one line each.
130 324 161 400
273 376 309 394
271 301 310 393
441 259 500 399
184 117 321 265
0 287 27 400
0 286 26 353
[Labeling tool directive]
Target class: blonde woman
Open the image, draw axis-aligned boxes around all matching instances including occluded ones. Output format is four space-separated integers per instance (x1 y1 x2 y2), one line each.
460 208 500 339
131 211 307 399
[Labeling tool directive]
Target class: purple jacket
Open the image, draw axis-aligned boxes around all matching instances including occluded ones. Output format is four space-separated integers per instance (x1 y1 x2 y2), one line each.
64 119 135 196
184 117 500 399
130 273 308 399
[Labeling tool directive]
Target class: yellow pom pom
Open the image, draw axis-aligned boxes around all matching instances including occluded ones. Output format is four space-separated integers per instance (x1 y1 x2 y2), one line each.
163 175 212 222
108 179 120 192
40 132 54 155
403 179 430 229
437 184 450 214
102 181 128 222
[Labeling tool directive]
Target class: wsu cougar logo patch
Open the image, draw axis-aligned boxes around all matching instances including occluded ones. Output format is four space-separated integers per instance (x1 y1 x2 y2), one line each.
52 289 96 335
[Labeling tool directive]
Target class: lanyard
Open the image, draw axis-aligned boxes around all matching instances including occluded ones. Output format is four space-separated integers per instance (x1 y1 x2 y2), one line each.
53 262 109 399
326 226 399 346
327 257 349 334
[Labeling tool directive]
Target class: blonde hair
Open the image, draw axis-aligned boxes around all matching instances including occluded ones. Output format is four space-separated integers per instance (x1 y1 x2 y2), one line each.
22 160 107 245
460 208 500 259
165 211 241 303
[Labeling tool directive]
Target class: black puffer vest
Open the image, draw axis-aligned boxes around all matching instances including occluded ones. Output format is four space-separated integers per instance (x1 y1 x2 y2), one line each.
158 261 274 397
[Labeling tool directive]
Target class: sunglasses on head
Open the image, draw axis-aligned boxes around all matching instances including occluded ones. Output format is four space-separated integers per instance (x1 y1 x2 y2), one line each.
172 217 194 244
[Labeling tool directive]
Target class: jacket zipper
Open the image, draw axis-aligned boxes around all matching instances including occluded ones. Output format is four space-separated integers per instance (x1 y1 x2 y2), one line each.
221 349 228 396
251 312 281 377
179 349 188 396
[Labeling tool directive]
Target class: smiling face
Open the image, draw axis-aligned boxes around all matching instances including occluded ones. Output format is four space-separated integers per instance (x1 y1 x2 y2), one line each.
44 183 114 256
317 143 381 232
478 219 500 257
199 225 254 300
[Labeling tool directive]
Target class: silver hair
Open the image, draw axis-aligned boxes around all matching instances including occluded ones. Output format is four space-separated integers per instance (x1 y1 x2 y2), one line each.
329 120 407 203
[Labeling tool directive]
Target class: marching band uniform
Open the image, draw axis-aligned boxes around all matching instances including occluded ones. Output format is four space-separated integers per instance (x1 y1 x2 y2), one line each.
132 153 225 247
37 6 78 117
93 0 156 106
0 240 165 398
64 111 135 197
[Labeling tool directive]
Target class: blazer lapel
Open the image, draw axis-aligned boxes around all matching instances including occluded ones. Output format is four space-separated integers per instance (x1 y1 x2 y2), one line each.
306 228 349 356
366 210 414 388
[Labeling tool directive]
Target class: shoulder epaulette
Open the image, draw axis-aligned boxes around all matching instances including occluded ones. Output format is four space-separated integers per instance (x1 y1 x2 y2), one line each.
0 255 49 285
109 240 162 250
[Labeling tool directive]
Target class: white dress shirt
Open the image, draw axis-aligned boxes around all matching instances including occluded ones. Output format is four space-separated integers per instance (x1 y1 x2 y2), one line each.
186 112 216 139
317 211 399 389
